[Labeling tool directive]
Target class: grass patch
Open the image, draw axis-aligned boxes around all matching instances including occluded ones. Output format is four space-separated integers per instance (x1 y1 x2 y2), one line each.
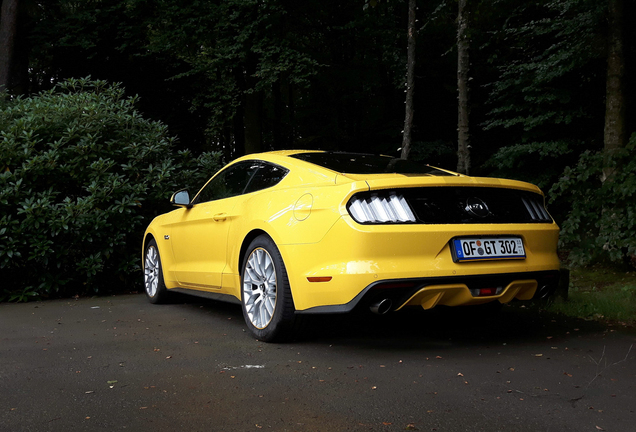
546 266 636 325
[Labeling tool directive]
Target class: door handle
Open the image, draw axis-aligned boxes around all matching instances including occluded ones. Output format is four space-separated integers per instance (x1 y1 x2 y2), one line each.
213 213 227 221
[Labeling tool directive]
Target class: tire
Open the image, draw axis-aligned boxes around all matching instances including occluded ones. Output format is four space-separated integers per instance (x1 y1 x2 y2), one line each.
143 238 171 304
241 235 299 342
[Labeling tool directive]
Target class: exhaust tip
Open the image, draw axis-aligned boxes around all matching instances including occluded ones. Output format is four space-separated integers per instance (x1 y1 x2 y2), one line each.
370 299 393 315
537 284 554 299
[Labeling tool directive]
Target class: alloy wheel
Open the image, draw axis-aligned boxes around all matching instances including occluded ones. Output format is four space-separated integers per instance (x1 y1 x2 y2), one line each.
243 247 277 329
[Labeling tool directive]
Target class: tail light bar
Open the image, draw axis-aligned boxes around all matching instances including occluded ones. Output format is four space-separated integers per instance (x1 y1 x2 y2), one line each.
347 192 416 224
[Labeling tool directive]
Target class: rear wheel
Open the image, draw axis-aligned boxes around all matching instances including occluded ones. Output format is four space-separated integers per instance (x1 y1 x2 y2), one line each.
241 235 299 342
144 239 170 304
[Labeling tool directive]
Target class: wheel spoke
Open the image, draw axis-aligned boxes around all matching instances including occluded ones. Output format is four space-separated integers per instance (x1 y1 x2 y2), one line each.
258 301 267 329
264 293 275 317
244 288 258 309
245 264 260 284
264 259 275 282
254 250 264 277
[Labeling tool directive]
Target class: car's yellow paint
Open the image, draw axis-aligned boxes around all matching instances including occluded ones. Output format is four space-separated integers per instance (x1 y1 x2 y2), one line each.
143 150 560 312
274 215 559 310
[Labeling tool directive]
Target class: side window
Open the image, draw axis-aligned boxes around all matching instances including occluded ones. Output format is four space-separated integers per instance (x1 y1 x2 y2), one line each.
244 163 289 194
194 161 260 204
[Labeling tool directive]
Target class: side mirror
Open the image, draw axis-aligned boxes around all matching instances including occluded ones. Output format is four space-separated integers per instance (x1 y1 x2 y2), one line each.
170 189 191 207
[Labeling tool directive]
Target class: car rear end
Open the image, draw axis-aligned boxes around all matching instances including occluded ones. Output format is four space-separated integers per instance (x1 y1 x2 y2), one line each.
281 172 560 314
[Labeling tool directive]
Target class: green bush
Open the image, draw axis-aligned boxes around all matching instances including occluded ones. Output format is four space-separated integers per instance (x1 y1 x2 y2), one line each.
0 78 221 301
550 134 636 266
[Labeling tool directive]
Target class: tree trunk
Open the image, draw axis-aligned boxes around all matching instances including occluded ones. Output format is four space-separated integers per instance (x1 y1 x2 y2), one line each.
243 59 262 155
602 0 626 182
244 89 262 154
287 82 296 145
0 0 19 91
400 0 416 160
272 81 283 150
456 0 471 175
232 67 247 158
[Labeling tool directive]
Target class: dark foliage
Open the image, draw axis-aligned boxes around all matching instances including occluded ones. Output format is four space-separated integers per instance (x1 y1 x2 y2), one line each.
0 78 221 301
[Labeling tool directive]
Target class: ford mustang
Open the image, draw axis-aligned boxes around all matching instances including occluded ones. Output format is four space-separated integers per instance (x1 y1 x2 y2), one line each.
142 150 560 341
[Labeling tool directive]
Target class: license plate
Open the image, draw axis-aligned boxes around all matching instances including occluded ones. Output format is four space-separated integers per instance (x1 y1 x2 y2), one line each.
452 237 525 262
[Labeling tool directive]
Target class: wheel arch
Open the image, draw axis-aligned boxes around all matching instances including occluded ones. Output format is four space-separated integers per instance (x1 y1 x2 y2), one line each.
142 232 156 264
238 229 269 275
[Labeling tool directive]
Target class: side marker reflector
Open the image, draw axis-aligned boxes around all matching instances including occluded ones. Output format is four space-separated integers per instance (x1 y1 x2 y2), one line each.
307 277 333 283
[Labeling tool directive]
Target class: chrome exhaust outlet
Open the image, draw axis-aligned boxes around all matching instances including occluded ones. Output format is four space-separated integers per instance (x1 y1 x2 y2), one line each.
537 284 553 299
370 299 392 315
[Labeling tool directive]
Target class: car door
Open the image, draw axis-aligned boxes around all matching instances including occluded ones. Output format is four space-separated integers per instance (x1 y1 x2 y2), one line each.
170 161 260 290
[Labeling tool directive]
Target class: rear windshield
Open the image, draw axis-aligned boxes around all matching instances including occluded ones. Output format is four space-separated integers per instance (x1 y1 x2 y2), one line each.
290 152 456 176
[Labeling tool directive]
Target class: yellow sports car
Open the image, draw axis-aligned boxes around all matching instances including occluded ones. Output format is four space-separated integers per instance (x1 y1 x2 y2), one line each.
142 150 560 341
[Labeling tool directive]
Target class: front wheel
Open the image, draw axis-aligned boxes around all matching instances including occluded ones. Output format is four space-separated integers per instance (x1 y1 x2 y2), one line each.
144 239 170 304
241 235 299 342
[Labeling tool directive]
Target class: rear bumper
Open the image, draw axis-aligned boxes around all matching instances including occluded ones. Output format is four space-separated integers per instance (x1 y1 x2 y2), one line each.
280 215 561 312
296 270 560 314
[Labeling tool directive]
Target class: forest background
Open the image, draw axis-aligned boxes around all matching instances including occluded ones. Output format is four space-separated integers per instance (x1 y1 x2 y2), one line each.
0 0 634 301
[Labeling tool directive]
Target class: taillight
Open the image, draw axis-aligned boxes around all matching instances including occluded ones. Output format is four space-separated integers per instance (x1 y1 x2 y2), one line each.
347 192 416 224
521 196 552 222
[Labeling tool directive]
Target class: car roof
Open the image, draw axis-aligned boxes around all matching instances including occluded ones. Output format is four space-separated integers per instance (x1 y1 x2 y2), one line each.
236 150 456 176
229 150 543 194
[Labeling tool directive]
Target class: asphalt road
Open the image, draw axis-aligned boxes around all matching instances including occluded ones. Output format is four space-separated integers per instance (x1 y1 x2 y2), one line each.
1 294 635 432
